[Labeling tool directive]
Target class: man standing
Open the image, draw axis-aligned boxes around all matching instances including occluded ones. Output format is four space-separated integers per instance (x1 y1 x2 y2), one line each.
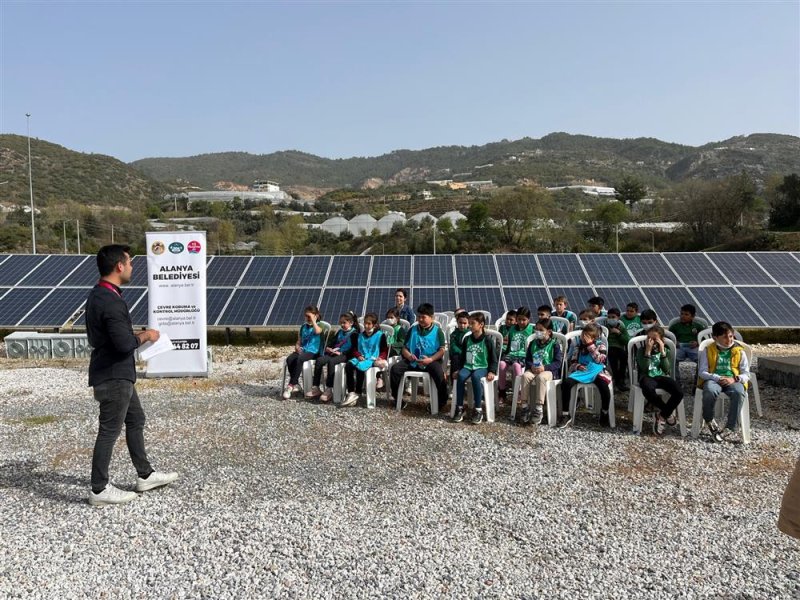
86 244 178 506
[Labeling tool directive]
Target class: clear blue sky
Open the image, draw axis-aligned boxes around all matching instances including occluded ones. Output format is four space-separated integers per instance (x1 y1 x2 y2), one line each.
2 1 798 162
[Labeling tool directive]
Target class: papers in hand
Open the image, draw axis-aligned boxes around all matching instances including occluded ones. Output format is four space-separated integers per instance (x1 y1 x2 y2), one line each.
138 333 174 361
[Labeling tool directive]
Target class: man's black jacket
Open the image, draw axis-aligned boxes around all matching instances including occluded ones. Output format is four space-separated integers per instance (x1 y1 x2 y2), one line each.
86 282 140 386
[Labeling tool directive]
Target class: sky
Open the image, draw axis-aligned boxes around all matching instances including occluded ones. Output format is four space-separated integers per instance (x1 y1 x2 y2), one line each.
1 1 798 163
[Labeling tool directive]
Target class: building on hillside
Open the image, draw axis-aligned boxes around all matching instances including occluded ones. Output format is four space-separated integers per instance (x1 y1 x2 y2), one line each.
439 211 467 227
376 213 406 234
409 212 437 224
349 214 378 236
252 180 281 192
546 185 616 197
182 189 290 207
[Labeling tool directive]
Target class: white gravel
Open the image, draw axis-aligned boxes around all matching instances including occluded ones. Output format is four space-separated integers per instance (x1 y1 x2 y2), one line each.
0 348 798 599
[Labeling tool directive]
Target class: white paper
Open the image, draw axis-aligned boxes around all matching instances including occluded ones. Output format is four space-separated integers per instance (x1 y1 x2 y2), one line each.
138 333 174 361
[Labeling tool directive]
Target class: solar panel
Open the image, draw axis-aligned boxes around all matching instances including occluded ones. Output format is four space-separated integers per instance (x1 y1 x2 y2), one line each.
413 256 454 286
621 254 680 285
455 255 498 286
689 287 765 327
580 254 635 285
268 289 322 326
707 253 774 285
594 287 650 314
0 256 8 267
0 255 48 286
319 288 367 321
206 256 251 286
749 252 800 284
73 287 146 327
60 256 102 286
364 288 398 318
369 255 411 287
19 287 88 327
129 256 149 287
130 292 150 327
664 253 728 285
640 287 708 324
239 256 291 286
410 287 457 313
16 255 89 287
737 287 800 327
546 287 596 312
501 287 552 313
217 289 277 326
495 255 544 286
326 256 371 287
207 288 234 324
457 287 504 322
281 256 331 287
0 288 53 326
537 254 590 286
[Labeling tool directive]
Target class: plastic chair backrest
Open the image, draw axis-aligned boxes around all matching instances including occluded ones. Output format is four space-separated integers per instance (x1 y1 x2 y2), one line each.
549 315 571 334
470 309 492 325
380 323 395 341
495 311 508 329
398 318 411 332
434 312 450 330
484 329 503 372
698 327 743 344
627 335 677 382
444 311 455 320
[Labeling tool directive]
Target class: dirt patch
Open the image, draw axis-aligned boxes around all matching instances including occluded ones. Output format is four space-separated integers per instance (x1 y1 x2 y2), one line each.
735 442 797 476
602 439 679 481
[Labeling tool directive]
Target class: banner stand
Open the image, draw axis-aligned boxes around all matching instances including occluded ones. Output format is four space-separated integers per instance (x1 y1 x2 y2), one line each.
144 232 209 378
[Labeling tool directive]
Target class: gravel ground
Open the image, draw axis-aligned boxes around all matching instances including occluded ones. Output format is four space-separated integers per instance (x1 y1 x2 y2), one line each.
0 344 799 599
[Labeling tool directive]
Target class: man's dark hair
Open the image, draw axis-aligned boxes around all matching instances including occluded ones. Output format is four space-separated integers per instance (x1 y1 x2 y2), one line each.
640 308 658 321
417 303 435 317
680 304 697 316
712 321 734 337
97 244 131 277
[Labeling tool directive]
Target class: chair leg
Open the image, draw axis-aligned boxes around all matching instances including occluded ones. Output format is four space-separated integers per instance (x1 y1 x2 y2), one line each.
632 388 644 435
365 368 377 409
691 389 703 439
546 383 558 427
740 395 752 444
397 374 408 411
429 375 439 415
677 400 687 437
483 379 495 423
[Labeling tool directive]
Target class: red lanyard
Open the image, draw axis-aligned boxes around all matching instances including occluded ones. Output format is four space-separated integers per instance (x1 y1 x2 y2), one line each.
97 280 121 297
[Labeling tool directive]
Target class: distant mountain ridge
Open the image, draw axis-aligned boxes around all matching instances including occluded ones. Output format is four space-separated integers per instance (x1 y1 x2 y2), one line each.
131 132 800 191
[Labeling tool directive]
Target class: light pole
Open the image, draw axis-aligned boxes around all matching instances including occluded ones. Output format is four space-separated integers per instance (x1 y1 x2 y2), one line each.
26 113 36 254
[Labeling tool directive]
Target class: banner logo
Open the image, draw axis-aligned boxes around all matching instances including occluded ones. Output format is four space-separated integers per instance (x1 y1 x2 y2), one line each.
169 242 184 254
151 241 165 255
187 240 202 254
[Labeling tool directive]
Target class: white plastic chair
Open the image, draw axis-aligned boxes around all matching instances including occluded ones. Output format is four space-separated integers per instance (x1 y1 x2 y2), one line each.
434 312 451 331
449 330 503 423
397 370 439 414
280 321 331 397
509 332 567 427
549 316 571 335
626 335 687 436
399 319 411 332
691 338 753 444
564 330 616 428
494 311 508 330
695 327 759 416
469 310 492 326
697 327 743 344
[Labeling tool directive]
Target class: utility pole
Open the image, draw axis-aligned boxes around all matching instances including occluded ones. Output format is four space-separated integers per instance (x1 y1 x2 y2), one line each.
433 223 437 255
111 224 114 243
63 221 67 254
76 220 81 254
26 113 36 254
615 223 619 253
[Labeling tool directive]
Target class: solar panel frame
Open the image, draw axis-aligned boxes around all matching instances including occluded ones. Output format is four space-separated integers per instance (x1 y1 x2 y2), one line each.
129 255 150 287
130 292 150 327
706 253 774 285
537 254 590 286
501 287 552 314
580 254 635 285
594 287 651 314
454 255 499 286
689 287 766 327
18 287 89 327
457 287 505 322
217 289 277 326
281 256 332 287
207 288 235 325
16 255 89 287
413 255 454 286
737 287 800 327
319 288 367 321
638 287 707 323
369 255 411 287
364 288 398 318
326 256 372 287
74 287 146 327
664 253 728 285
205 256 251 287
621 254 681 285
495 254 544 286
0 288 54 326
60 257 104 287
749 252 800 285
0 255 49 286
238 256 290 286
268 289 323 326
410 287 457 313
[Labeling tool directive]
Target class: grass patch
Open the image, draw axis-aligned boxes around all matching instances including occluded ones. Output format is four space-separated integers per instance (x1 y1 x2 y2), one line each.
19 415 60 426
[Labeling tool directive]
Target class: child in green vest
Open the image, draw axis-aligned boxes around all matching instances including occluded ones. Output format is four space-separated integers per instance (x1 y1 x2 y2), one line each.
448 311 471 381
635 325 682 436
605 307 631 391
498 310 517 354
499 306 533 406
620 302 642 337
519 318 564 425
384 308 406 357
451 313 497 424
668 303 704 363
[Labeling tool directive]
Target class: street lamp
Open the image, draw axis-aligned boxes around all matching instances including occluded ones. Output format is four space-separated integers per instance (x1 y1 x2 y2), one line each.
26 113 36 254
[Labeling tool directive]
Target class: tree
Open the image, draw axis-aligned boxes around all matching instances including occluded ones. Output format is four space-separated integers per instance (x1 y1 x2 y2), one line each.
217 220 236 250
768 173 800 230
488 186 553 247
614 175 647 206
591 201 630 250
465 202 489 233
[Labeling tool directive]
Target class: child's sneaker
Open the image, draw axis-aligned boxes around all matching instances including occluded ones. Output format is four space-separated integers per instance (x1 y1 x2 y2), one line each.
306 386 322 399
340 392 359 407
531 405 544 425
705 419 723 443
599 410 610 428
451 407 465 423
557 412 572 429
319 388 333 402
666 412 678 426
282 384 295 400
720 427 741 443
653 413 666 436
471 408 484 425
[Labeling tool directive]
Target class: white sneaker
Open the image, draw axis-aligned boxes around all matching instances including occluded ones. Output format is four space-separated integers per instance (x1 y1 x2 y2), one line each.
306 385 322 399
135 471 179 492
340 392 359 407
319 387 333 402
282 384 295 400
88 484 137 507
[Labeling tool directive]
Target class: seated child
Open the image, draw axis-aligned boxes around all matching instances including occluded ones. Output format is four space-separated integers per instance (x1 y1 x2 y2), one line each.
384 308 406 357
632 308 659 338
519 318 564 425
342 313 388 407
576 309 595 330
552 295 577 333
558 323 612 428
621 302 642 337
499 310 517 354
283 305 324 399
389 303 447 410
605 307 630 391
448 310 471 386
587 296 607 318
308 312 358 402
498 306 533 405
635 325 683 436
451 313 497 424
697 321 750 443
669 303 703 363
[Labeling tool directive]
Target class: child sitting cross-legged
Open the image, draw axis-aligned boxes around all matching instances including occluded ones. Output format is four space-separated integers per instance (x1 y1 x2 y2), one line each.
635 325 683 436
451 312 497 424
518 318 563 425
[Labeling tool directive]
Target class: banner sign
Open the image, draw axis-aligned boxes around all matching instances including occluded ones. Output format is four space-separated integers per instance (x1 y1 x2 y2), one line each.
145 231 208 377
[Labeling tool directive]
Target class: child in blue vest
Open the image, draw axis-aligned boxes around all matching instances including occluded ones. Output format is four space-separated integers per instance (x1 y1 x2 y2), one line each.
389 302 447 410
552 296 577 333
307 312 358 402
451 312 497 424
283 305 323 399
558 323 612 428
342 313 388 407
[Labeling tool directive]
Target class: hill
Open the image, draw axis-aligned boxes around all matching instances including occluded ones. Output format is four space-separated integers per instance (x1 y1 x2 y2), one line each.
0 135 170 210
130 132 800 192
